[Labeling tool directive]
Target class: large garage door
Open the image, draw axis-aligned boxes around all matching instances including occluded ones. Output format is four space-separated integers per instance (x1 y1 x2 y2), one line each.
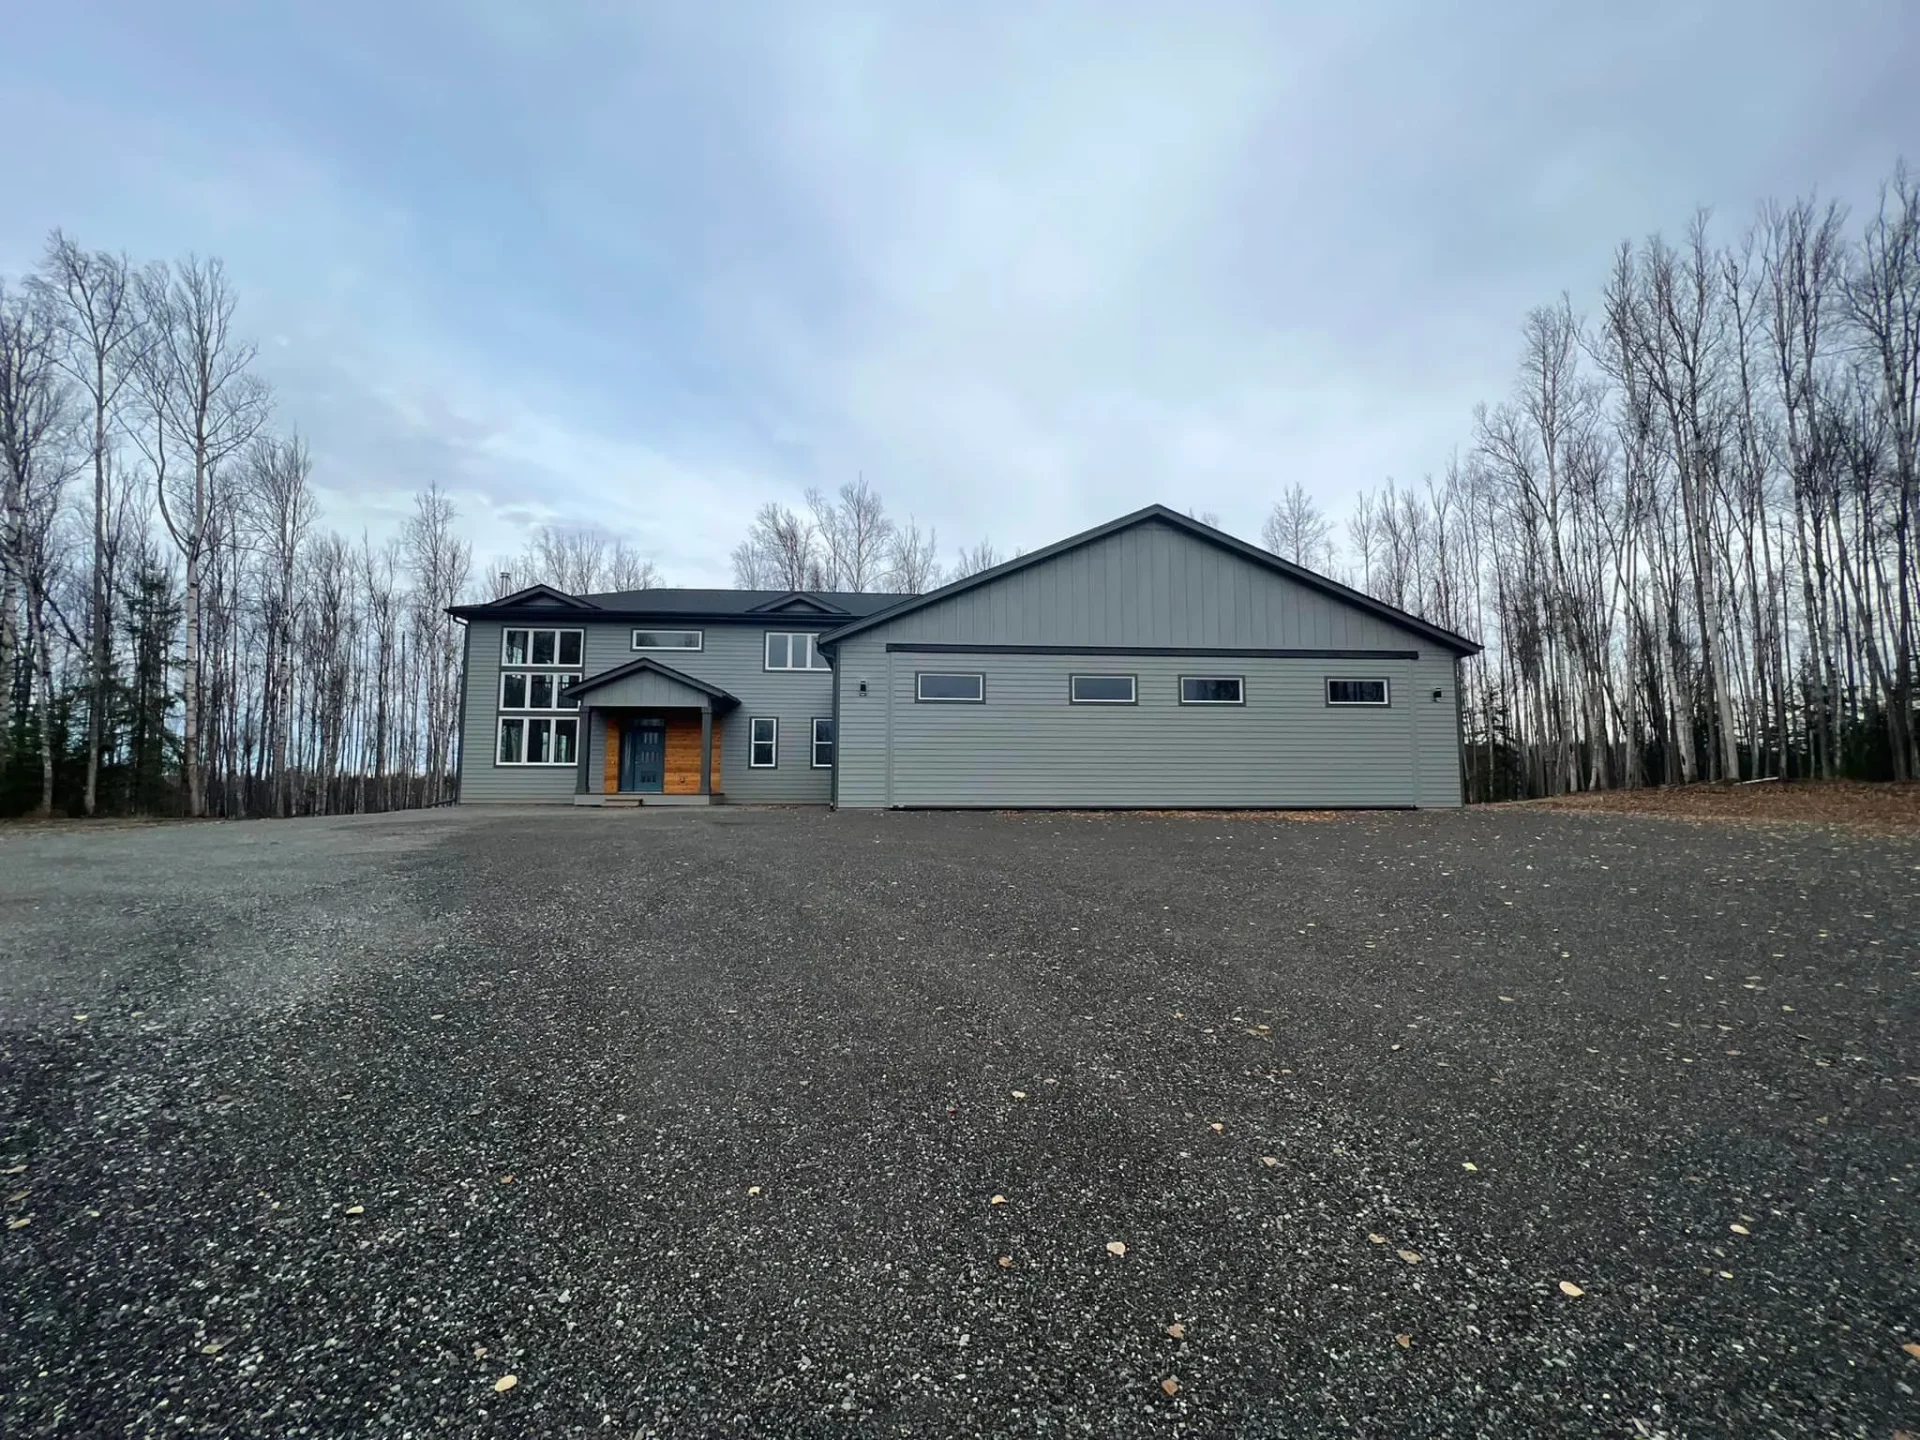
881 652 1420 808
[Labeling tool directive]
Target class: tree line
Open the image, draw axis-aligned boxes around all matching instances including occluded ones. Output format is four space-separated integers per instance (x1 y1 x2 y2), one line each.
8 163 1913 818
1264 165 1918 796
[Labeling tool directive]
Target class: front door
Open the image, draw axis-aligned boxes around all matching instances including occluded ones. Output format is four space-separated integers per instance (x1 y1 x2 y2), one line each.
619 718 666 792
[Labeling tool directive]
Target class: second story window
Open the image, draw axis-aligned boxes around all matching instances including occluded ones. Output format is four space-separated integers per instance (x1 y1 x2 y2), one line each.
765 632 831 671
632 628 702 651
503 627 583 667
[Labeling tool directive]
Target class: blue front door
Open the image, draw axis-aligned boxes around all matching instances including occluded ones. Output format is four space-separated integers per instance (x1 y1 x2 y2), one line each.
620 718 666 792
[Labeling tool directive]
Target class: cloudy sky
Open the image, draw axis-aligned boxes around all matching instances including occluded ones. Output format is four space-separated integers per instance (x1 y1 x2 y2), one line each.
4 2 1914 583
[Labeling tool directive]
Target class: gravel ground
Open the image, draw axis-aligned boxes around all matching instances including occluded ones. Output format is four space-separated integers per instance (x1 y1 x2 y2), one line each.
1516 779 1920 832
1 805 1915 1438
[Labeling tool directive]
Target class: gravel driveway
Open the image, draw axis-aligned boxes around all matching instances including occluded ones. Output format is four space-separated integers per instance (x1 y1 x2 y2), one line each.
1 805 1915 1437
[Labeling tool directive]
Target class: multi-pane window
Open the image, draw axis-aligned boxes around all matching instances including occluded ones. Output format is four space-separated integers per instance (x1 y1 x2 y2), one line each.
1069 674 1136 704
765 631 831 670
503 627 583 667
1179 675 1244 705
497 716 578 766
916 672 985 703
632 628 702 651
811 717 834 768
498 627 583 765
1325 677 1390 706
749 717 779 767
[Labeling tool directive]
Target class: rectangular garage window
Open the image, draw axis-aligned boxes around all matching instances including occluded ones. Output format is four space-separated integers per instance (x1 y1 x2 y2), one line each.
749 716 778 767
1070 674 1136 704
916 672 985 703
1179 675 1244 705
1326 677 1390 706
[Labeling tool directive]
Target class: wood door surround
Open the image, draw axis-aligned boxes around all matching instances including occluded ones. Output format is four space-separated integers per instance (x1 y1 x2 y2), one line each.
604 710 721 794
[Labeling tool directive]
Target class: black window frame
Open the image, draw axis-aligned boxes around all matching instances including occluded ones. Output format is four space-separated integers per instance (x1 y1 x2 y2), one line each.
914 671 986 704
1178 675 1245 706
1325 677 1391 707
748 716 779 768
810 717 834 769
1068 673 1137 705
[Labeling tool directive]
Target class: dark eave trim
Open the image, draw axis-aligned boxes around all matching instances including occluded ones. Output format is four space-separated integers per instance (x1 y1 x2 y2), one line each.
445 606 861 626
815 504 1483 656
882 643 1421 660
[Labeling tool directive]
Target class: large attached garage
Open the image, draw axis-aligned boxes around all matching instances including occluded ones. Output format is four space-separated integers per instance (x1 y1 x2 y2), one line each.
821 506 1479 810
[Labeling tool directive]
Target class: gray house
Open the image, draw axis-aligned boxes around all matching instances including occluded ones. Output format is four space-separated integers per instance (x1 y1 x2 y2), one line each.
449 505 1480 809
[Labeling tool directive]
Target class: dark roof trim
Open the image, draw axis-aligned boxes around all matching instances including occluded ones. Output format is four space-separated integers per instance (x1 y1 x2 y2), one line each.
448 605 856 625
816 505 1482 655
745 591 848 615
884 643 1421 660
565 657 741 711
485 582 597 610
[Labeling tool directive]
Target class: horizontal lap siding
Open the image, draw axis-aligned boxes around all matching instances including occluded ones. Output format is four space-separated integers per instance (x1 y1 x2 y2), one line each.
461 618 826 804
1412 652 1464 807
865 652 1420 808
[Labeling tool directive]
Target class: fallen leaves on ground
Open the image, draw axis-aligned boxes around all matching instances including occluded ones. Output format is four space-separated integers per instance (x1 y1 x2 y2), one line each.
7 1217 29 1230
1167 1322 1186 1340
1396 1249 1422 1264
1559 1280 1585 1297
997 1255 1013 1269
1010 1091 1027 1099
343 1205 365 1216
1462 1162 1479 1172
1729 1223 1750 1235
1395 1333 1412 1349
1901 1341 1920 1361
990 1194 1008 1206
1260 1155 1281 1168
1106 1240 1128 1257
493 1375 518 1393
1160 1377 1181 1396
1367 1233 1387 1244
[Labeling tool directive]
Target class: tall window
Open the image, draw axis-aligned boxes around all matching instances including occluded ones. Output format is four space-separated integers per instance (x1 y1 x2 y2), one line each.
765 632 831 670
749 717 779 767
498 627 583 765
811 717 835 768
1325 678 1390 706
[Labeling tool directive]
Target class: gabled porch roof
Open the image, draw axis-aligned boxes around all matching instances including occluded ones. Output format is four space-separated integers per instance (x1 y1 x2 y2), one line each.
566 657 741 712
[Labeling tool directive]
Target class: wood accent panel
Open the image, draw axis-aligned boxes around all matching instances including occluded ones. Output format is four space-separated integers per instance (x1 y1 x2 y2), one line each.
663 711 721 794
603 714 619 794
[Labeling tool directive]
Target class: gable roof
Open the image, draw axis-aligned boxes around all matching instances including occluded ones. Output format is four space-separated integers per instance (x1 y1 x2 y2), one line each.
816 504 1482 655
449 586 911 622
565 657 741 710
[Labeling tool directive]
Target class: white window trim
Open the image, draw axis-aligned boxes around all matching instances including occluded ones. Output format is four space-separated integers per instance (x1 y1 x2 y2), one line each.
499 670 583 711
500 626 584 668
749 716 779 768
810 717 834 769
1178 675 1245 706
915 671 986 704
631 628 703 652
1069 674 1137 705
764 631 831 671
1325 677 1391 706
495 715 579 766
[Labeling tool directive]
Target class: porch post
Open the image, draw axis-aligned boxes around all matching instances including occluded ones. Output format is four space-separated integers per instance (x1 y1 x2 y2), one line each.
699 704 713 795
575 704 591 795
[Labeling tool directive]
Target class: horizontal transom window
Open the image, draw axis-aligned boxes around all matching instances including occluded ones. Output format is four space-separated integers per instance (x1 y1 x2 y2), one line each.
632 628 702 651
765 631 831 670
1069 674 1136 704
1326 677 1390 706
502 627 583 667
497 716 578 766
916 672 985 703
500 671 581 710
1179 675 1244 705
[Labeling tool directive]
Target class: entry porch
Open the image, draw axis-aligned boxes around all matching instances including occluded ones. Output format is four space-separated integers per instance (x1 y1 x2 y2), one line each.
563 658 739 806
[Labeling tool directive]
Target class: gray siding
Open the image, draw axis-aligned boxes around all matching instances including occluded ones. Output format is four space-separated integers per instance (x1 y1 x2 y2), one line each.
868 519 1418 649
829 518 1466 809
835 649 1453 808
459 618 835 804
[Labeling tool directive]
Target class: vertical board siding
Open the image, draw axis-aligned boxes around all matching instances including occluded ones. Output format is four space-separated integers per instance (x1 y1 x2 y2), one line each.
882 520 1423 650
458 619 829 803
828 519 1467 809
